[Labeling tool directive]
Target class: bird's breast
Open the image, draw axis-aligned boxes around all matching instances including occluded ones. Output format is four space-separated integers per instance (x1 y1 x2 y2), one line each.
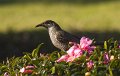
48 28 68 50
48 29 62 46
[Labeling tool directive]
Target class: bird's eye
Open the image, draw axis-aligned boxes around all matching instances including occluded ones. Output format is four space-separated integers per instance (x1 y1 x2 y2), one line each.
44 21 53 27
46 23 52 27
47 23 51 25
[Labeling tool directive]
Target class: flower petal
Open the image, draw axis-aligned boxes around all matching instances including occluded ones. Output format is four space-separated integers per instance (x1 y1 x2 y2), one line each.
67 44 78 56
56 55 69 62
87 60 94 69
67 56 75 62
20 67 25 73
74 48 83 58
80 37 93 50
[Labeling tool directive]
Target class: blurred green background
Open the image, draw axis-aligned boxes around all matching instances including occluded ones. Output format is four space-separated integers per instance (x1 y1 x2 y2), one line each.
0 0 120 61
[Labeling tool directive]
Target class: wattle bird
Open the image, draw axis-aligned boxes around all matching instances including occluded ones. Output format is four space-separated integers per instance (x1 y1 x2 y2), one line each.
36 20 80 51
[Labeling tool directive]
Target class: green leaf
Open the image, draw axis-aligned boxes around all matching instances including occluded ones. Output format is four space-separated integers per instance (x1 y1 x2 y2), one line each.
23 54 31 61
104 41 107 50
98 52 103 63
114 40 118 48
57 53 61 58
51 66 55 74
32 43 44 58
109 66 113 76
75 55 86 63
1 66 8 70
50 51 59 61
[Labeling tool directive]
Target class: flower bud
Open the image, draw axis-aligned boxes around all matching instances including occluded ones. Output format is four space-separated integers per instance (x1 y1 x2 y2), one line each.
118 54 120 59
4 72 9 76
20 65 35 74
110 55 114 61
87 60 94 69
85 72 91 76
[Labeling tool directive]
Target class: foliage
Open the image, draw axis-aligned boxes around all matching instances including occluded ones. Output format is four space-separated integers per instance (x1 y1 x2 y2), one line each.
0 39 120 76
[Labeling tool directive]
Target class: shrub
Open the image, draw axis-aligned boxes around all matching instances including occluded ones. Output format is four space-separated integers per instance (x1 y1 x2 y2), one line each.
0 37 120 76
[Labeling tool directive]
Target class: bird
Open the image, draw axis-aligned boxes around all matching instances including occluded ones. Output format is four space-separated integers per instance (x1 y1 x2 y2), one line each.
36 20 80 51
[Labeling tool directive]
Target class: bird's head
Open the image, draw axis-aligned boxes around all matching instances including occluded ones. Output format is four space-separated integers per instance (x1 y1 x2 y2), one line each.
36 20 61 29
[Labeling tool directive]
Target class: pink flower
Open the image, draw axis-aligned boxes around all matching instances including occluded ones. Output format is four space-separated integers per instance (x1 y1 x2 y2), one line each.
4 72 9 76
87 46 96 54
67 45 77 56
80 37 93 50
67 56 76 62
20 65 35 74
74 48 83 58
56 55 69 62
103 52 109 64
56 37 94 62
20 67 25 73
67 44 81 57
57 44 83 62
57 44 82 62
80 37 95 54
26 65 35 69
87 60 94 69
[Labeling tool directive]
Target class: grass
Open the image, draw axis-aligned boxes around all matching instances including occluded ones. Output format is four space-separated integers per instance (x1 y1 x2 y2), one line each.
0 1 120 32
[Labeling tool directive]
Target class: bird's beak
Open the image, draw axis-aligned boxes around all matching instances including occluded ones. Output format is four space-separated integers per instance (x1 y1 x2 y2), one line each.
35 23 44 28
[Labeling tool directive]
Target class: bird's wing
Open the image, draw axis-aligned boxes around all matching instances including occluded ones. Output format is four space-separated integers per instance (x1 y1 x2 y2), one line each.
55 31 69 43
63 31 80 43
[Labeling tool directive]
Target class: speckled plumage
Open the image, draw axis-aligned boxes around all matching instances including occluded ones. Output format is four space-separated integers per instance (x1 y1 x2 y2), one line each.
36 20 79 51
